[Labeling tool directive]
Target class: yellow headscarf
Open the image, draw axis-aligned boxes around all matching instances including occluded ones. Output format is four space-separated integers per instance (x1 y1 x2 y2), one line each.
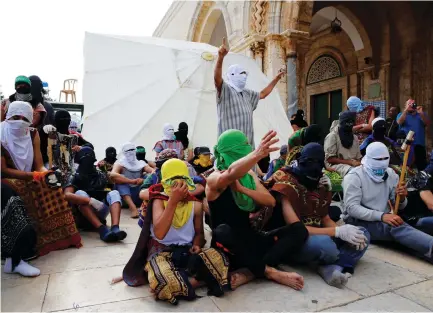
193 154 213 167
161 159 196 228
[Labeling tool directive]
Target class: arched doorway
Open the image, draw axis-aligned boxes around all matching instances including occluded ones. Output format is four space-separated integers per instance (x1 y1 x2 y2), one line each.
307 54 345 136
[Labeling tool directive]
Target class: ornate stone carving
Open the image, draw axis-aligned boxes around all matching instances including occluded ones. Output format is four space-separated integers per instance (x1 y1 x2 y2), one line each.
250 41 265 56
251 0 268 35
307 55 342 85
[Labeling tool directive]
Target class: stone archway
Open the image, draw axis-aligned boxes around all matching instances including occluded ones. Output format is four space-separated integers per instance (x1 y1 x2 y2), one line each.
188 1 231 47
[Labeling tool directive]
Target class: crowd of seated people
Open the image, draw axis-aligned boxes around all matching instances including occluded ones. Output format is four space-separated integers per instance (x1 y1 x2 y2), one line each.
1 73 431 308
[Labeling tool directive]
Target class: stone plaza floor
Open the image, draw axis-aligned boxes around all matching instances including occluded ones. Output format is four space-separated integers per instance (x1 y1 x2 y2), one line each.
1 211 432 312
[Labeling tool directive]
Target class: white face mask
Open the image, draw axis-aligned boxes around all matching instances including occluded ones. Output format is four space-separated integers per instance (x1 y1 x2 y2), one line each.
6 119 31 136
124 150 136 163
361 142 390 183
226 65 248 92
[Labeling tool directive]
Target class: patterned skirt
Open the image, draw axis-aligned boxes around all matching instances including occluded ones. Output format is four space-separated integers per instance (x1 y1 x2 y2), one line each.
1 184 35 257
145 240 230 305
1 178 82 256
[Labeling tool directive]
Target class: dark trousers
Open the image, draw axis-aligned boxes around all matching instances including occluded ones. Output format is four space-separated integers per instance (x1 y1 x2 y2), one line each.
11 228 37 269
414 145 427 171
211 222 308 278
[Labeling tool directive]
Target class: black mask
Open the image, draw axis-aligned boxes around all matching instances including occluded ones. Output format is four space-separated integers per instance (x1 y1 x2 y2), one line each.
105 147 117 164
291 143 325 190
373 120 386 141
54 110 71 134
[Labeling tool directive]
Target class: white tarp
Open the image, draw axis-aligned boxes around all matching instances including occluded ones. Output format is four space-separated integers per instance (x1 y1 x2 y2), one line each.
82 32 292 159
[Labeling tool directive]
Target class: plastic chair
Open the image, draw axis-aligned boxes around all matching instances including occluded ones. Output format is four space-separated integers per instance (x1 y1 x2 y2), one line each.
59 79 77 102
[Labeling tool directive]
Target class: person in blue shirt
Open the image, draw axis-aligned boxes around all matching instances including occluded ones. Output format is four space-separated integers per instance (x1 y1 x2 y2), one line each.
397 99 430 170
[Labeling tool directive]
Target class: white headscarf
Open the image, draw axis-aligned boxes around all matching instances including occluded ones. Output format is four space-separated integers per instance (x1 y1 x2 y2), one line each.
362 142 390 183
226 64 248 92
117 142 146 172
162 123 175 141
0 101 34 171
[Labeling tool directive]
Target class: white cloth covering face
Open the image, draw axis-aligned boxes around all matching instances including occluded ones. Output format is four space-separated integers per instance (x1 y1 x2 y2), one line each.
162 123 175 141
361 142 390 183
226 64 248 92
117 142 147 172
0 101 34 172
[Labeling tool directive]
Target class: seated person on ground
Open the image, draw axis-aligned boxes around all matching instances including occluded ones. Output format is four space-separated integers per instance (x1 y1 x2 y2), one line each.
140 149 205 202
325 111 362 178
206 129 308 291
263 145 287 181
271 143 369 288
190 146 214 175
360 117 401 165
145 159 230 304
64 147 127 243
398 171 433 235
111 142 154 218
286 124 322 166
136 146 156 169
97 147 117 173
2 183 40 277
1 101 81 256
342 142 433 264
153 123 184 159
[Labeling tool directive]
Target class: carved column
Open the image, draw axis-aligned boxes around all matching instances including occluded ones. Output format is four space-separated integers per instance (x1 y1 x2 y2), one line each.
263 34 288 113
250 41 265 72
281 31 311 118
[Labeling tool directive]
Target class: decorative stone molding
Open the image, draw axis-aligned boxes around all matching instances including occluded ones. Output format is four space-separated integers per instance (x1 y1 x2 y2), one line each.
307 55 342 85
191 1 215 43
250 41 265 56
251 0 268 35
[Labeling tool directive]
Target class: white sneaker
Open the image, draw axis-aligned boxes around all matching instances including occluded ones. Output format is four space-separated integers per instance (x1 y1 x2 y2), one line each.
4 258 40 277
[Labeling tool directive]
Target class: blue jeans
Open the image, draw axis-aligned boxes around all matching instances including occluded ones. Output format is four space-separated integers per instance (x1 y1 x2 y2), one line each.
115 184 141 206
347 218 433 259
415 217 433 235
289 227 370 273
75 190 121 221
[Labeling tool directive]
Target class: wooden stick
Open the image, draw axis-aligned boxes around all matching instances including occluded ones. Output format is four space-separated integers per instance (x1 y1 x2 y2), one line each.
394 130 414 214
48 138 55 169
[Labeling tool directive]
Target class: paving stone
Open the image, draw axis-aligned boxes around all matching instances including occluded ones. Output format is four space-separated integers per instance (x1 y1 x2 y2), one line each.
31 243 134 274
57 295 220 312
367 246 433 278
211 266 361 311
345 254 425 296
42 266 148 311
394 279 433 310
1 274 49 312
322 292 430 312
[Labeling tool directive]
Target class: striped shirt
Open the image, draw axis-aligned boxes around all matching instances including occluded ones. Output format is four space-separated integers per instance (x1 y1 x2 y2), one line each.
153 140 184 158
217 81 260 146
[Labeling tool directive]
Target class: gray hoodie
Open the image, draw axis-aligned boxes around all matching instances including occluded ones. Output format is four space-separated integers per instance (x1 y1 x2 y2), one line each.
342 166 407 222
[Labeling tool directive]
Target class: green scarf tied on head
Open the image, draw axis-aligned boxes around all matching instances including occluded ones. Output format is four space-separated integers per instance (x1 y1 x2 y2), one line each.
214 129 256 212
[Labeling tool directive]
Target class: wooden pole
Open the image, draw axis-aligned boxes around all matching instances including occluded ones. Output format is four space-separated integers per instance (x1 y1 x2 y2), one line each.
393 130 414 214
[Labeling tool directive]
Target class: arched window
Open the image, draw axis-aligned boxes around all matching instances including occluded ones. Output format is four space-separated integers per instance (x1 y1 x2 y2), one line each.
307 55 342 85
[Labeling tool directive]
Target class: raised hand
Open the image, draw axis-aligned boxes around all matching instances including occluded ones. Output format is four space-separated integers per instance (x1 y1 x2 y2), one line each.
169 181 189 204
277 68 286 79
218 37 229 58
255 130 279 160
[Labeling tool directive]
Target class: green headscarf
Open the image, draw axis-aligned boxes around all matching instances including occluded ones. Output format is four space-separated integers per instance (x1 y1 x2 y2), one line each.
214 130 256 212
15 76 31 88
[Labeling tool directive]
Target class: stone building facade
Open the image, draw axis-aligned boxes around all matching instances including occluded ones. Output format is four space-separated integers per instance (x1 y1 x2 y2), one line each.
154 1 433 146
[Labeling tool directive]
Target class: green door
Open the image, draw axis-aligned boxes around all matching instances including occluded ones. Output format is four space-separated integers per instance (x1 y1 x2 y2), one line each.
312 93 329 144
330 90 342 126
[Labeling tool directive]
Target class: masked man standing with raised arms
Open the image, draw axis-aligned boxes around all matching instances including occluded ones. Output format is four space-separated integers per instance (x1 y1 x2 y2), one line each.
214 37 286 147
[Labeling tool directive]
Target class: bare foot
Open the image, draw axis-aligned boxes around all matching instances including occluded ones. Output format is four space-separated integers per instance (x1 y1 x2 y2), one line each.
110 276 123 285
230 268 255 290
265 266 304 291
130 209 139 219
